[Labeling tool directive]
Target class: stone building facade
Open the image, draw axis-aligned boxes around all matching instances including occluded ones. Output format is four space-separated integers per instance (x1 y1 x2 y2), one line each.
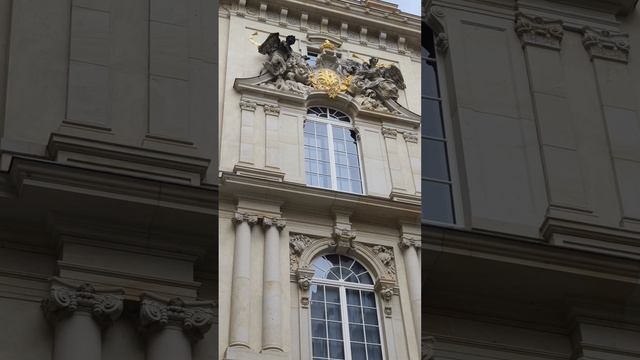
0 1 218 359
423 0 640 358
218 1 422 359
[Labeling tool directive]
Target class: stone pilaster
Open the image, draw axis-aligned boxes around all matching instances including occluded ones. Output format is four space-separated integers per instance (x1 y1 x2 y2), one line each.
42 279 123 360
399 232 421 343
140 294 215 360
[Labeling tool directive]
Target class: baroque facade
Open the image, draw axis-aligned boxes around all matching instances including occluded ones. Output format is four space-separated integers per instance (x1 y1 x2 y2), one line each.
0 0 218 359
423 0 640 359
218 1 422 359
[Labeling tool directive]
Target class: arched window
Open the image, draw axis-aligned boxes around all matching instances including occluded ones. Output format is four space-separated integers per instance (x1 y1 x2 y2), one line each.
309 254 383 360
304 107 364 194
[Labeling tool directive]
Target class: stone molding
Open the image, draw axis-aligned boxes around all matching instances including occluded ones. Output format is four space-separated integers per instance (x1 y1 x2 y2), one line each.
582 27 630 63
42 280 124 327
515 13 563 50
139 294 215 342
400 234 421 250
232 212 259 226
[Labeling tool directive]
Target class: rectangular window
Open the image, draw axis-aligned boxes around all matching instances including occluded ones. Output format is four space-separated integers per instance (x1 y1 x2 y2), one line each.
422 25 455 224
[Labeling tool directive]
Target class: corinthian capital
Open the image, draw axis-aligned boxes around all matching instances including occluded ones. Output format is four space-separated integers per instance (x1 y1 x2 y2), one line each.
515 13 563 50
42 280 123 327
399 234 421 250
582 27 630 63
139 294 215 342
262 216 286 230
232 212 259 226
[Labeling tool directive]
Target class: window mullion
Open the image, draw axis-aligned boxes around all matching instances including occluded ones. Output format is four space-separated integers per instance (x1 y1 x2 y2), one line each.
327 124 338 190
340 286 352 360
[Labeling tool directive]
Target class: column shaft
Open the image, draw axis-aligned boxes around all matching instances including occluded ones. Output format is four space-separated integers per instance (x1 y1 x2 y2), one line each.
53 312 101 360
147 326 192 360
262 224 282 351
229 217 253 347
404 246 421 341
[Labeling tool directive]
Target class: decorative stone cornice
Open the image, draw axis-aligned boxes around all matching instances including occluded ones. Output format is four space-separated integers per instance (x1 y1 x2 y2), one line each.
262 216 286 230
239 99 257 111
402 131 418 143
263 104 280 116
289 233 313 272
582 27 630 63
515 13 563 50
332 225 356 254
139 294 215 342
399 234 421 250
231 212 258 225
381 127 398 139
42 280 123 327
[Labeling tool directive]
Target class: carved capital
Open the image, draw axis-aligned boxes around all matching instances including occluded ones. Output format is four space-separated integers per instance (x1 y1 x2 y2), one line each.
515 13 563 50
296 266 315 291
239 99 257 111
232 212 259 226
262 216 286 230
263 104 280 116
381 127 398 139
402 131 418 143
582 27 630 63
139 294 215 342
399 234 421 250
289 233 313 272
42 281 123 327
332 226 356 254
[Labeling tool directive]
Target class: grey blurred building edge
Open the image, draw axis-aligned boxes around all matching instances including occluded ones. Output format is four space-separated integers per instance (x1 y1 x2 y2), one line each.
422 0 640 359
0 0 218 359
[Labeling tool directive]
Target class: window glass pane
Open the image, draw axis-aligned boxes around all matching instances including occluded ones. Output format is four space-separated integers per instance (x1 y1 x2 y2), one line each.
366 345 383 360
327 321 342 340
329 340 344 359
422 98 443 138
312 320 326 337
361 292 376 308
424 139 451 180
363 308 378 325
326 303 341 321
346 289 360 305
311 302 325 319
311 285 323 300
422 60 440 98
422 23 436 58
351 343 366 360
364 325 380 344
423 180 455 223
348 306 362 323
312 339 328 357
357 273 373 285
349 324 364 342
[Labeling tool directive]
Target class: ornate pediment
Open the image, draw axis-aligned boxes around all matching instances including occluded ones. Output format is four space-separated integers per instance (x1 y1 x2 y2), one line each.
234 32 419 121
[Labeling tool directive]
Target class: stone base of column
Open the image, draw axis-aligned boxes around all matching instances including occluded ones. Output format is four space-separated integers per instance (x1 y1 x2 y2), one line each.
224 346 288 360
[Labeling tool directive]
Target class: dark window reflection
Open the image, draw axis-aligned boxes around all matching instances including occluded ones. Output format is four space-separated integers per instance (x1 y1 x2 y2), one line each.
422 24 455 224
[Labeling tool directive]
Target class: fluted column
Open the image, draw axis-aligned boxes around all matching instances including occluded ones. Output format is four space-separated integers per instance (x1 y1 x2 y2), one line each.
139 294 215 360
261 217 286 352
399 235 421 342
229 212 258 348
42 279 123 360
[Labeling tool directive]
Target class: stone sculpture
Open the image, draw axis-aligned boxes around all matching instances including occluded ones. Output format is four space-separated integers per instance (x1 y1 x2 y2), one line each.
256 33 406 113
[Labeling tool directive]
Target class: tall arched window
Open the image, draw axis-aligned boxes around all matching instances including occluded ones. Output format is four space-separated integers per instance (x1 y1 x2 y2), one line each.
304 107 364 194
309 254 383 360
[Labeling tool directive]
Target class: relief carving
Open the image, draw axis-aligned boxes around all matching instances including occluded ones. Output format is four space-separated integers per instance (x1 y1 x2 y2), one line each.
42 282 123 327
371 245 397 280
399 234 421 250
331 225 356 254
289 233 313 272
139 294 215 342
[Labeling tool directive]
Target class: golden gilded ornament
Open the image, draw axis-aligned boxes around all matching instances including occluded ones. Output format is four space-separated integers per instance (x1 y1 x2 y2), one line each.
319 40 336 52
309 69 349 98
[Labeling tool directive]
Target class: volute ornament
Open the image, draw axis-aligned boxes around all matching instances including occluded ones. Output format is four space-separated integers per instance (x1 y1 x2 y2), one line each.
515 13 563 50
42 281 123 327
582 27 630 63
139 294 215 342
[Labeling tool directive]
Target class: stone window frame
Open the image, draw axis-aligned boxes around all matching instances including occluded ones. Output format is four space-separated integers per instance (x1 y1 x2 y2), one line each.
291 235 399 360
